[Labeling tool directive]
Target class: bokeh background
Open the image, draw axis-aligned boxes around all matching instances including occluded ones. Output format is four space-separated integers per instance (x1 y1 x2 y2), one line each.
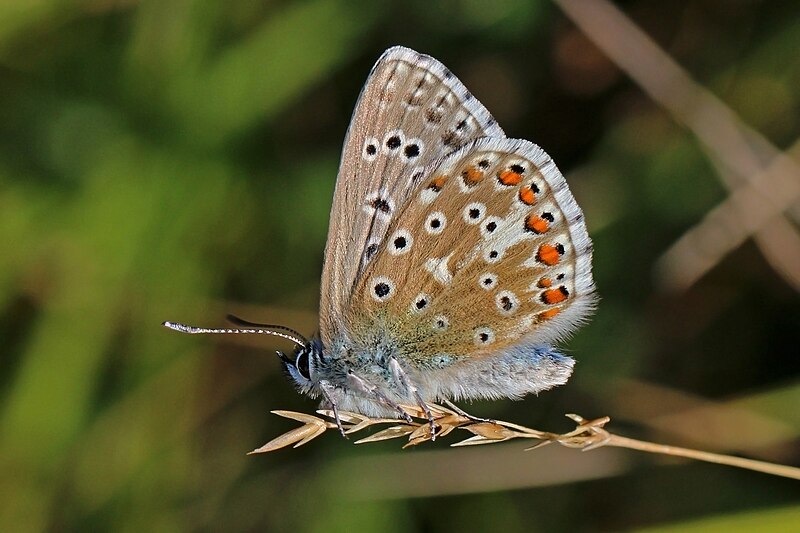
1 0 798 531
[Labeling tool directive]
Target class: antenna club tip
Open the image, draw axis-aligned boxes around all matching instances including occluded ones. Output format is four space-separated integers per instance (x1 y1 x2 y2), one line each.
162 321 192 333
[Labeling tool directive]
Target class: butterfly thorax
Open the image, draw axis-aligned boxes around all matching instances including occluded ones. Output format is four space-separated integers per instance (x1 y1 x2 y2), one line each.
317 317 408 388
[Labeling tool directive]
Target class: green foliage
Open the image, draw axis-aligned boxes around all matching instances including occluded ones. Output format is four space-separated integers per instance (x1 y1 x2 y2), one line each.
0 1 797 531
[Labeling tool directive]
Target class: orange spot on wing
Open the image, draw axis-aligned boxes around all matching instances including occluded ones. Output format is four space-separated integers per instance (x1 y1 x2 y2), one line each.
538 308 561 320
525 215 550 234
519 186 536 205
428 175 447 191
542 286 569 304
461 166 484 185
537 277 552 288
536 244 562 266
498 170 523 186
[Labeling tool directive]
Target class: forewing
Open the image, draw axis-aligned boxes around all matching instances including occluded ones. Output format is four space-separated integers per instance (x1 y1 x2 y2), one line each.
319 46 505 344
349 137 596 367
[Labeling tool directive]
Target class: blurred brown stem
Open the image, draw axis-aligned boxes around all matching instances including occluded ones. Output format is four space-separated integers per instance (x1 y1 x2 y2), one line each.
606 434 800 480
254 407 800 481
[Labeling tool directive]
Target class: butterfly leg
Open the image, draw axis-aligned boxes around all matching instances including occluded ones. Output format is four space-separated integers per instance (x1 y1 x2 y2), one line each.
442 399 496 425
388 358 437 440
319 380 347 438
346 371 415 424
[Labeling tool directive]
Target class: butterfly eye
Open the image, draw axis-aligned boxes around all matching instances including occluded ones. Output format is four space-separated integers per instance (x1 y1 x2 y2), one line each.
294 349 311 380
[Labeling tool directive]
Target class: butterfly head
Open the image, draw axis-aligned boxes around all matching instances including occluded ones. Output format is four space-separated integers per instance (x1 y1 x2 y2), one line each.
161 316 330 398
277 339 324 395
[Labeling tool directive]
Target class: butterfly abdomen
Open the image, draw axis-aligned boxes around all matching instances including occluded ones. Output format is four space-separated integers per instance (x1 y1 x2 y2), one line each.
417 344 575 402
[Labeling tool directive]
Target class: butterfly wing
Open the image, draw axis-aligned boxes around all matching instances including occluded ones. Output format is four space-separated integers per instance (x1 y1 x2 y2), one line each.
319 46 505 344
348 136 596 397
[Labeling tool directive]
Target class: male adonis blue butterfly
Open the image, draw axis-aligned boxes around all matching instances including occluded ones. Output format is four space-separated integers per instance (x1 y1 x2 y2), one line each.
165 46 596 437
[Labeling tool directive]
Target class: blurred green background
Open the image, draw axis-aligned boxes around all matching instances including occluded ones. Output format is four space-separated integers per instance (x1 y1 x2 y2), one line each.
1 0 798 531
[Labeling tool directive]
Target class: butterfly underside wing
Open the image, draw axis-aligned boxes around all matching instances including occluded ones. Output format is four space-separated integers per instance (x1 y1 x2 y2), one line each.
320 47 504 340
318 46 595 414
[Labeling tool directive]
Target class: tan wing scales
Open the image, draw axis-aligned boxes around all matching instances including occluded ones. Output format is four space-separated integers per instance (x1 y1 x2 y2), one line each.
320 47 505 344
350 137 595 369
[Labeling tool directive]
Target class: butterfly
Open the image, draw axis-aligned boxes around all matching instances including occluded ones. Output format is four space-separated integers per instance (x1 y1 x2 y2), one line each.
165 46 596 437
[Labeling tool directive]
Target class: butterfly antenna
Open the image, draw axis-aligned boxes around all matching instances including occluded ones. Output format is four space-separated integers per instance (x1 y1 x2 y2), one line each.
224 314 309 345
162 317 307 348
